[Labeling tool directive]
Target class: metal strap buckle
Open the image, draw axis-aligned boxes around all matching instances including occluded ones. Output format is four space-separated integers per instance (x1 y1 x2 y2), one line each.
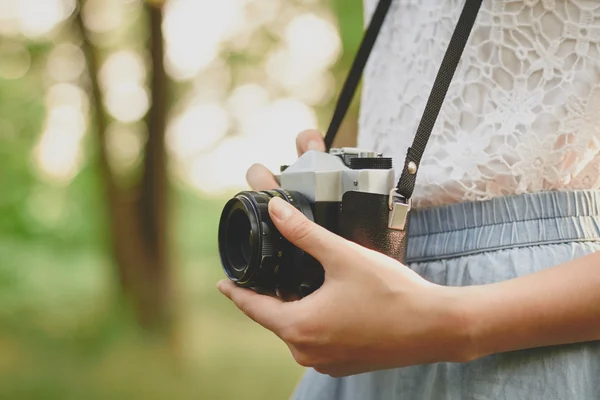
388 189 411 230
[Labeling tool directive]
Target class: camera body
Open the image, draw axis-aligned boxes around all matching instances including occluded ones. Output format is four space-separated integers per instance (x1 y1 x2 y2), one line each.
218 148 410 298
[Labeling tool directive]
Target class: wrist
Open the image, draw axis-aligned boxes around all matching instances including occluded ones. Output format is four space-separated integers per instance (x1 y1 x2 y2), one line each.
391 281 481 366
433 284 483 363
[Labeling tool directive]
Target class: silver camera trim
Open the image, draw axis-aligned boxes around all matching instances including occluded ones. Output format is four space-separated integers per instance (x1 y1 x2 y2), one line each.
278 148 395 203
388 189 411 230
276 147 411 231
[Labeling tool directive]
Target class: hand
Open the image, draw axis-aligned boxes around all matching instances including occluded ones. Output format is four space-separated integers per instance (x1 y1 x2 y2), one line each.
218 197 473 377
245 129 325 191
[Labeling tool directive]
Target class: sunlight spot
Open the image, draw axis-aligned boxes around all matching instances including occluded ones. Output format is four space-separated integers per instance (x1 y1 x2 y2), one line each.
184 97 317 194
163 0 245 80
188 136 262 194
34 105 86 184
0 1 20 36
104 83 149 123
45 83 89 113
17 0 75 38
82 0 124 34
291 70 335 106
47 43 86 82
167 103 230 159
285 13 341 71
99 50 147 90
227 84 269 129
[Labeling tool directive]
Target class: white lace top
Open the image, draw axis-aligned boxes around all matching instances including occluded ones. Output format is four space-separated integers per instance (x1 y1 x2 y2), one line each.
358 0 600 208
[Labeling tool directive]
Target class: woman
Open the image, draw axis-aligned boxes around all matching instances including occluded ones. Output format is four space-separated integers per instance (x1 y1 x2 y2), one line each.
218 0 600 398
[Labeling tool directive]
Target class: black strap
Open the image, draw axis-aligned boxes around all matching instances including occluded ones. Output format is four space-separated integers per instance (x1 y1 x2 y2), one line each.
324 0 483 200
324 0 392 151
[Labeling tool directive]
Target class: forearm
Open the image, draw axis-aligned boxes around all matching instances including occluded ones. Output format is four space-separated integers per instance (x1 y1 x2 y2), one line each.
458 250 600 360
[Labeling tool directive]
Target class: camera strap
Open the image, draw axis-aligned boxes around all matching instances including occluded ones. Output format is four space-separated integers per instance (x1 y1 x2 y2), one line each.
324 0 483 204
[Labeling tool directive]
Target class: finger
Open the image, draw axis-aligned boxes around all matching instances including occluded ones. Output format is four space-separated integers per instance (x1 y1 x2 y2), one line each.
246 163 279 191
296 129 325 157
217 280 285 333
268 197 347 265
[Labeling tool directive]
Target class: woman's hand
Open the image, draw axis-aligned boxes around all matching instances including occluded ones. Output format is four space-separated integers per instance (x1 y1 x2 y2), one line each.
245 129 326 191
218 196 472 377
225 130 600 376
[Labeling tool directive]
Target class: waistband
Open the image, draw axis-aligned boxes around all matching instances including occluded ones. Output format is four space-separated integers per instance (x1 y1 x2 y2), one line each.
406 190 600 263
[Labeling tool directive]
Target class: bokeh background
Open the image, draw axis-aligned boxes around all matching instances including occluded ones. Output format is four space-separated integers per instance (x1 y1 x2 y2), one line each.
0 0 364 398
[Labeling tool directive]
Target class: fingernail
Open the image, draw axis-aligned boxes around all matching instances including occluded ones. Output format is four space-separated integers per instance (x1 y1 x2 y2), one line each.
307 140 322 151
270 197 294 221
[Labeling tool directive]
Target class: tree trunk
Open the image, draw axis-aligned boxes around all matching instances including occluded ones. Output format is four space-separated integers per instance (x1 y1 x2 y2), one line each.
137 2 172 330
74 0 172 332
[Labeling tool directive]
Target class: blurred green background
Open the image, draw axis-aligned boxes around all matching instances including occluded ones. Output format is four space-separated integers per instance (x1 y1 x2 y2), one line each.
0 0 363 398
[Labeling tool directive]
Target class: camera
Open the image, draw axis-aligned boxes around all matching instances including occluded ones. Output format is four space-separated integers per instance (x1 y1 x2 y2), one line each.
217 147 411 298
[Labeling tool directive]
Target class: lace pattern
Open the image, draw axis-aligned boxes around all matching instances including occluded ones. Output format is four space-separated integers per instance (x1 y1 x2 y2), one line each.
358 0 600 208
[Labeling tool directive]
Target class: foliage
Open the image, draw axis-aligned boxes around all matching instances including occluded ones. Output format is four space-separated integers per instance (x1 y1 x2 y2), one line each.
0 0 363 398
0 190 303 399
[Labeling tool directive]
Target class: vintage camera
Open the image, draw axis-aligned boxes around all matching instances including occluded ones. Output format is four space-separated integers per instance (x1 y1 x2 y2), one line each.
217 148 411 298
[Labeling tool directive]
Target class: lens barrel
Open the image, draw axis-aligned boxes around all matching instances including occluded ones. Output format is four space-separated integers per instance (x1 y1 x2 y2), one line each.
218 189 323 297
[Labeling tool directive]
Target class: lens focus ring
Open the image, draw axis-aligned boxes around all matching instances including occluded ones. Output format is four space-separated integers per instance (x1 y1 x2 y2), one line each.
260 221 274 257
217 189 315 291
252 194 274 258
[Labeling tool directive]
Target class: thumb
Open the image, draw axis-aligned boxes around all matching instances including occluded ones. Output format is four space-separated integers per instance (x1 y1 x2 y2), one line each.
268 197 345 265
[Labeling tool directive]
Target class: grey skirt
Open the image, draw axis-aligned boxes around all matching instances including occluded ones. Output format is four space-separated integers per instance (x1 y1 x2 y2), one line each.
292 190 600 400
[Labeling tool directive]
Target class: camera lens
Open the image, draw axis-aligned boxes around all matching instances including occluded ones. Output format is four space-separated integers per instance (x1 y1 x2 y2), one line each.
218 189 323 295
226 208 253 272
218 194 261 283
